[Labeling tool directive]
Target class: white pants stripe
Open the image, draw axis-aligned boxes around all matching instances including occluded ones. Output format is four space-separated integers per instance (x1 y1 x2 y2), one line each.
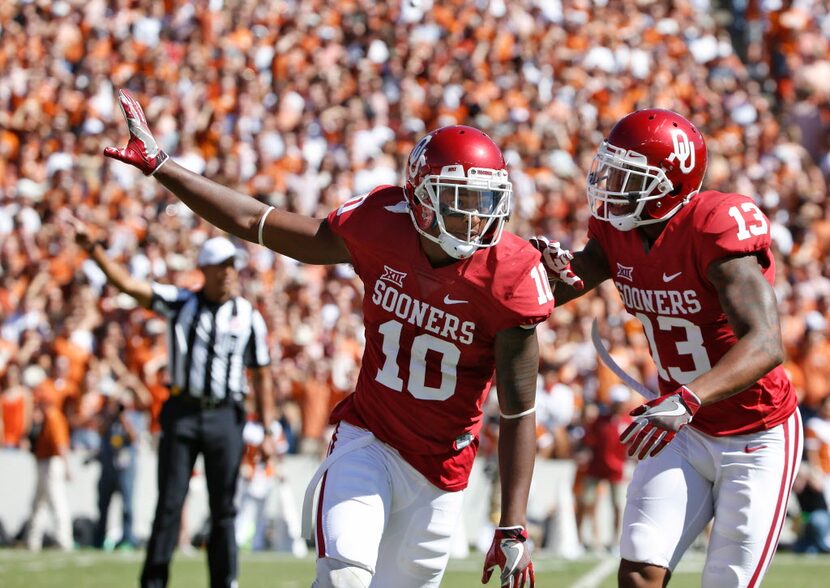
748 408 802 587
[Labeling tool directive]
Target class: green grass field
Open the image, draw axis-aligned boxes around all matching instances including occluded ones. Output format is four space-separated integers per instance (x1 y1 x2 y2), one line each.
0 550 828 587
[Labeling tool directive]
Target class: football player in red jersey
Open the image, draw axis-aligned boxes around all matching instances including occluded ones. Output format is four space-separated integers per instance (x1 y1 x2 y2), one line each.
105 89 550 587
534 109 802 588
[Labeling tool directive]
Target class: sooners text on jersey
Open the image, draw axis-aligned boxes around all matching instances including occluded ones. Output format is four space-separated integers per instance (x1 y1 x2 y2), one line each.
326 186 554 490
589 191 796 436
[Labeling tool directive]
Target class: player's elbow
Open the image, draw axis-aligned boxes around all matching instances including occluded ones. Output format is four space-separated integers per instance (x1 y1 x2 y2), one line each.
758 330 785 372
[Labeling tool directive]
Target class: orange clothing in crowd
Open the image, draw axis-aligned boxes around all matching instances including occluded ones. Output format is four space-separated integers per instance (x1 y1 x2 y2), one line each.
34 407 70 459
53 336 91 388
802 337 830 408
147 383 169 434
0 339 17 378
241 442 275 480
294 378 332 441
805 414 830 476
2 393 27 446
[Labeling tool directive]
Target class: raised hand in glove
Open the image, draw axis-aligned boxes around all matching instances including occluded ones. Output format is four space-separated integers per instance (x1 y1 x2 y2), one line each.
620 385 702 459
104 89 169 176
528 236 584 291
481 526 534 587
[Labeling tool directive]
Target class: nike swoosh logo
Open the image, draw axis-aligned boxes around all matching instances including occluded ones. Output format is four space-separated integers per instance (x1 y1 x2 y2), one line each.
744 444 768 454
501 540 524 575
653 400 687 418
443 295 468 305
662 271 682 282
128 117 160 157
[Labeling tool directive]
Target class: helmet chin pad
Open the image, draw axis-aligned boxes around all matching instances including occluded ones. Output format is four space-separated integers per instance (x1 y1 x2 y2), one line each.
609 214 638 232
438 232 477 259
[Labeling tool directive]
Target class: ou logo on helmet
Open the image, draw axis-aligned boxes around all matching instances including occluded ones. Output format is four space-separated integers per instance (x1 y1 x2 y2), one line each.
408 134 432 178
667 128 695 174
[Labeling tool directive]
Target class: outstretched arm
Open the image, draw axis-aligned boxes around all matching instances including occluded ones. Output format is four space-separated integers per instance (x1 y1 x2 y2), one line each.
153 162 350 264
65 214 153 308
104 89 351 265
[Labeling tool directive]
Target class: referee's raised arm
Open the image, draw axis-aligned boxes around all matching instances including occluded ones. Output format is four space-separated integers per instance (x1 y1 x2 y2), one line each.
64 212 153 309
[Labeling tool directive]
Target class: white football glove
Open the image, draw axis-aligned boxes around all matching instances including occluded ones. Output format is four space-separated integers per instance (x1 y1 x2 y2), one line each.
620 386 702 459
528 236 584 290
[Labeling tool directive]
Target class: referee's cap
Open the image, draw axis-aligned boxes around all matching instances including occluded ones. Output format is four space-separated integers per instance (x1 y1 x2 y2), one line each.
197 237 247 269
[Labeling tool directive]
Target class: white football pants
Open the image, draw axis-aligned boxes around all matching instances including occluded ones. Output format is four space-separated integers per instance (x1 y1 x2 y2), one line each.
312 422 464 588
621 409 802 587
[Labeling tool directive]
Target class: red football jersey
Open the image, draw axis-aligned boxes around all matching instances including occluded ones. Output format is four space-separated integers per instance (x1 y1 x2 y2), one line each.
588 191 796 436
326 186 554 491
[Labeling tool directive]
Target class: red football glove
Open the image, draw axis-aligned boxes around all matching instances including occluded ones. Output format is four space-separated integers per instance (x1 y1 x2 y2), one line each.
103 89 169 176
481 526 535 587
528 236 584 290
620 385 702 459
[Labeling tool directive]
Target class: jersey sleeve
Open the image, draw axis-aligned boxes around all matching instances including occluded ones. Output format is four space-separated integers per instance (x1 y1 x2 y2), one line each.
695 194 772 275
325 192 370 235
489 241 555 332
149 283 192 318
325 191 376 278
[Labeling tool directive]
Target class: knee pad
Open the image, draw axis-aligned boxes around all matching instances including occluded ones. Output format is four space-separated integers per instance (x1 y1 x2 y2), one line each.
312 557 372 588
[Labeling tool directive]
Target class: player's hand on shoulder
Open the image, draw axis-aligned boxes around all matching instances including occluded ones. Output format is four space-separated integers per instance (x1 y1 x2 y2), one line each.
620 386 701 459
104 89 169 176
528 236 584 291
481 525 535 587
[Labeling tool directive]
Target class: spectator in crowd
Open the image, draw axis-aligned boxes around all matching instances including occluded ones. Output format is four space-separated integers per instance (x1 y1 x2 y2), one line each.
805 394 830 507
93 385 145 550
791 463 830 554
575 385 632 553
26 384 73 552
234 420 278 552
535 363 576 460
1 362 33 449
234 418 298 554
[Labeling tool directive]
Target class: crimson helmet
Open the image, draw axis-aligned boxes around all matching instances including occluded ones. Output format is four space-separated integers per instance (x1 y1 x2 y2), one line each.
404 125 512 259
587 109 707 231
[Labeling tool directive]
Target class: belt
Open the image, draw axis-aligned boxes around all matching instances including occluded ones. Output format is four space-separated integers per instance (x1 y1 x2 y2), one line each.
170 385 230 410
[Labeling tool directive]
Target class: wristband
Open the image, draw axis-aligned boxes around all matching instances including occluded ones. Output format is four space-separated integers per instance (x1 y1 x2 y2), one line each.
500 406 536 420
257 206 275 246
147 152 169 176
678 385 702 415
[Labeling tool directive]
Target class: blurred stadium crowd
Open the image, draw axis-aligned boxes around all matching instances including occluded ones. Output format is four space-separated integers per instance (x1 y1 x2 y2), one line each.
2 0 830 552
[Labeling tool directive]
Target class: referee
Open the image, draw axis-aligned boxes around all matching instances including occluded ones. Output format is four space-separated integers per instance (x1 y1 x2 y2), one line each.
68 216 275 588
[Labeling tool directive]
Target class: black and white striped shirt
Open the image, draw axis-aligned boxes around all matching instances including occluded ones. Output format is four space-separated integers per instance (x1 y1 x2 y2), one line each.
150 283 270 401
